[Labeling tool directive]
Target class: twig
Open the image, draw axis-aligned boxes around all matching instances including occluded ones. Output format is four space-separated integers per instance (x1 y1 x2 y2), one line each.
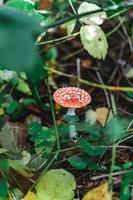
48 68 133 92
77 58 81 88
91 169 133 181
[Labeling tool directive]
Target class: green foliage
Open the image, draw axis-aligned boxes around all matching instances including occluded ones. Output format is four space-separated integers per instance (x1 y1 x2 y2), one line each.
0 178 8 198
0 159 9 172
6 100 20 114
8 159 32 178
6 100 24 120
80 25 108 59
120 170 133 200
35 169 76 200
103 117 127 143
16 79 31 94
79 139 107 156
78 2 107 25
5 0 44 22
68 156 90 170
0 8 41 75
68 155 105 170
76 122 103 142
28 121 56 157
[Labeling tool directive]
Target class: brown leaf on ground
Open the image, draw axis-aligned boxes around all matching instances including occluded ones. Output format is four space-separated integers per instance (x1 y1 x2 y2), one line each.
82 182 112 200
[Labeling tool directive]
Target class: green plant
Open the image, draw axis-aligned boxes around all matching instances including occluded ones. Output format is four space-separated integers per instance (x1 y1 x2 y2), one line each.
0 0 133 199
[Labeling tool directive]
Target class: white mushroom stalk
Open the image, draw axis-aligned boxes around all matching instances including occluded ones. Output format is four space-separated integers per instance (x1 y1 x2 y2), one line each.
66 108 76 116
53 87 91 139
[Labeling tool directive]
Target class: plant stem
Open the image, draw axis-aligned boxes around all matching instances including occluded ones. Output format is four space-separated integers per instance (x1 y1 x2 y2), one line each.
46 79 60 151
69 0 77 15
109 143 117 193
26 74 47 111
37 32 79 44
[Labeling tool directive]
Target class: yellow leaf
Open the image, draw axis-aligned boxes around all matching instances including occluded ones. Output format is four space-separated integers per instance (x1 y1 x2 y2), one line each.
96 107 113 127
82 183 112 200
21 191 36 200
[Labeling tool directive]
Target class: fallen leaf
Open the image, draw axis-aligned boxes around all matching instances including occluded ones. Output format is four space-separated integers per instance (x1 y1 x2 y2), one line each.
85 109 97 125
96 107 113 127
82 182 112 200
35 169 76 200
21 191 36 200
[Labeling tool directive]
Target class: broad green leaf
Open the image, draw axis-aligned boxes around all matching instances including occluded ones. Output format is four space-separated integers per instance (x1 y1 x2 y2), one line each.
0 148 7 154
0 178 8 198
68 155 104 171
66 20 76 35
6 100 20 114
8 159 33 177
120 170 133 200
35 169 76 200
0 159 9 171
68 156 89 169
80 25 108 59
104 117 127 143
79 139 106 156
78 2 107 25
5 0 44 22
0 8 41 74
16 79 31 94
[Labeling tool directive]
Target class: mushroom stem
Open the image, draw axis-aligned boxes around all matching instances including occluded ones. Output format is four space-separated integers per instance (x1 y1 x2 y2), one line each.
69 122 77 139
66 108 77 139
66 108 76 116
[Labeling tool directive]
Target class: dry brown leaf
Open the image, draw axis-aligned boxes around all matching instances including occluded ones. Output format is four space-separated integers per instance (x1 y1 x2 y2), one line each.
21 191 36 200
96 107 113 127
82 182 112 200
39 0 52 10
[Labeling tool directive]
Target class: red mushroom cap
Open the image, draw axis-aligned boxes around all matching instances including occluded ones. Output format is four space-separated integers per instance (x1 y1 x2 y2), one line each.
53 87 91 108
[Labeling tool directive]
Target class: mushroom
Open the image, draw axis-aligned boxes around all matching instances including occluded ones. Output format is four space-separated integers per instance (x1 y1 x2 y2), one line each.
53 87 91 139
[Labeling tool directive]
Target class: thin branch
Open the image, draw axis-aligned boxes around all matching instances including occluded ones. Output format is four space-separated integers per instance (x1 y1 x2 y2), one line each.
48 68 133 92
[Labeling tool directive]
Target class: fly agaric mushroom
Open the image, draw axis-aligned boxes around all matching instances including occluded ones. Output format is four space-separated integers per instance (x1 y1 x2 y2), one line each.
53 87 91 138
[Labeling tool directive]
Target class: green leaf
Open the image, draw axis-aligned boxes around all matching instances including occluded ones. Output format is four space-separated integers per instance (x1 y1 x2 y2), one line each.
78 2 107 25
16 79 31 94
8 159 32 177
0 148 7 154
6 100 19 114
0 159 9 172
28 121 42 135
5 0 44 22
80 25 108 59
104 117 127 143
66 20 76 35
0 178 8 198
79 139 106 156
35 169 76 200
120 170 133 200
0 8 41 73
68 156 89 169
